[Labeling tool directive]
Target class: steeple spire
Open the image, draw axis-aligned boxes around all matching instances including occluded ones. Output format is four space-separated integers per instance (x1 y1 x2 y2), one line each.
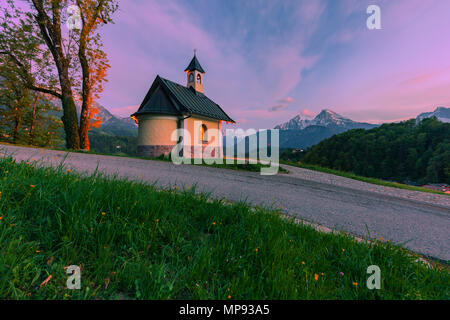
184 52 205 74
185 52 205 93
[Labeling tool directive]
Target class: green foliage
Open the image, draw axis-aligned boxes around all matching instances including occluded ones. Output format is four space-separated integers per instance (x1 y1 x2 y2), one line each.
0 157 448 299
301 118 450 184
0 60 64 148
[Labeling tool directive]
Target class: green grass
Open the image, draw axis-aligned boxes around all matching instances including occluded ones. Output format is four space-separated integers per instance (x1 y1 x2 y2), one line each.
281 160 448 196
0 157 448 300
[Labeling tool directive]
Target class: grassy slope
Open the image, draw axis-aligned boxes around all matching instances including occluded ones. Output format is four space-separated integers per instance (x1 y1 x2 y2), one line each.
281 161 448 196
0 157 448 300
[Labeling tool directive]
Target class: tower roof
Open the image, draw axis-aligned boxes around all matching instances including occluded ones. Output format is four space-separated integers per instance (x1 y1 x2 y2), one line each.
184 54 205 73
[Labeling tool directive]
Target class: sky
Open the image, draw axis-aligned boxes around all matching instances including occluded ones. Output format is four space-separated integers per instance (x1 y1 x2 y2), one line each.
80 0 450 128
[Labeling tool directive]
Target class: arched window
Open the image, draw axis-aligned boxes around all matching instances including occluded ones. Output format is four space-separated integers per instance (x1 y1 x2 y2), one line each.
201 124 207 142
196 73 202 84
189 73 194 83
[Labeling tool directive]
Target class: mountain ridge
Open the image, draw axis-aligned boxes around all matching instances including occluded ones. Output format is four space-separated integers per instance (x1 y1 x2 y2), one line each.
275 109 377 130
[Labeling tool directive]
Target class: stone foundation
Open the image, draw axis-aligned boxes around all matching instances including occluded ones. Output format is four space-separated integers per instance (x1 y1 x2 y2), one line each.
138 145 174 158
138 145 221 159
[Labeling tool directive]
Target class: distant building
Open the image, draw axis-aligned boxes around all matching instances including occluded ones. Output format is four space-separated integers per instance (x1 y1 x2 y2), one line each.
131 54 234 158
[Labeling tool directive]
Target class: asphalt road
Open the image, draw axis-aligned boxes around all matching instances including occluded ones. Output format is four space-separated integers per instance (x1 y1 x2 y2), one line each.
2 144 449 261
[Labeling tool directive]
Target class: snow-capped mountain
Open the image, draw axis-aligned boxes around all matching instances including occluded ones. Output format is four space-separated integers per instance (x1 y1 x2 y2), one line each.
275 109 376 130
416 107 450 123
274 114 313 130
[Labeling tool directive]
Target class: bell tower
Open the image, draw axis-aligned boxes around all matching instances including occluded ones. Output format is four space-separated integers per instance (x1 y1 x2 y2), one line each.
185 50 205 94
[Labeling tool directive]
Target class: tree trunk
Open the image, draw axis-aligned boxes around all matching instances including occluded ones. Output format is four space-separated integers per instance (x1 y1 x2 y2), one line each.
29 93 38 145
32 0 81 150
78 48 90 151
13 114 21 144
61 92 81 150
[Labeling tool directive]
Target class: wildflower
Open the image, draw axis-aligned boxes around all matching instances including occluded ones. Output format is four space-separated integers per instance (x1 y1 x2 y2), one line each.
36 250 40 253
321 273 324 276
101 212 106 216
30 185 35 188
5 171 8 174
0 217 2 220
173 185 178 190
314 274 319 281
40 275 52 287
301 261 305 265
380 237 383 241
353 282 358 286
212 222 216 225
10 224 14 227
341 249 345 252
255 248 258 252
67 169 71 173
156 219 159 223
228 295 231 299
339 272 344 276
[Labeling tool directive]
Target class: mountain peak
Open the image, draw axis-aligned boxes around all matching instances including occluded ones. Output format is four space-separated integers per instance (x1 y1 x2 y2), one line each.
275 109 376 130
417 106 450 123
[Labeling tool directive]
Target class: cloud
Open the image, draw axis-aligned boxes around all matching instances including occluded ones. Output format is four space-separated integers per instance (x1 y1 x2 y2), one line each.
268 105 287 112
278 97 296 104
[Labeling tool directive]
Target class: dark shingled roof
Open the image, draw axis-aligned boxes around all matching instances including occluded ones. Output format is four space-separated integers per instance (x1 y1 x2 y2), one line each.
132 75 235 123
184 55 205 73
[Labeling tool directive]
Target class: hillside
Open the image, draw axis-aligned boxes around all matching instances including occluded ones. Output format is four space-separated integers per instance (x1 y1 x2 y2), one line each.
0 156 448 299
300 117 450 184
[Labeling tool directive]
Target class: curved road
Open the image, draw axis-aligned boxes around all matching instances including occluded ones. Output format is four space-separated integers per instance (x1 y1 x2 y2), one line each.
2 144 449 261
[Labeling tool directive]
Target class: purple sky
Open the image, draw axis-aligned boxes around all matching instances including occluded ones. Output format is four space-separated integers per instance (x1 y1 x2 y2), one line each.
96 0 450 128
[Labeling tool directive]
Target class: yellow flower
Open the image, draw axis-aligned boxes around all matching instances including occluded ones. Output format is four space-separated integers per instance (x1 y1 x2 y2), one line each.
255 248 258 252
101 212 106 216
314 274 319 281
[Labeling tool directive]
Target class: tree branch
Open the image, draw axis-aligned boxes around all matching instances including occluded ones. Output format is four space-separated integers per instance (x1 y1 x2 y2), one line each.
0 50 62 99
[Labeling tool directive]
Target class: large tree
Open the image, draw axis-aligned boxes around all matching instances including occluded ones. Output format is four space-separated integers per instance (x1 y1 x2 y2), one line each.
0 0 117 150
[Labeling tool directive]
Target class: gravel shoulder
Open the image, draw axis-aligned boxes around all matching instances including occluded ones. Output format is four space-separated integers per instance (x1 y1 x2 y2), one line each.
283 164 450 209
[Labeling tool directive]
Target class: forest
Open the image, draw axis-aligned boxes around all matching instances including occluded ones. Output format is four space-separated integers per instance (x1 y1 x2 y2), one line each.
296 118 449 184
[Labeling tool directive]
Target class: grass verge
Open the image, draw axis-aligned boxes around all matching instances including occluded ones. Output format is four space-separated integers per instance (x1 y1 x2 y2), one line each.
0 157 448 299
281 161 448 196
